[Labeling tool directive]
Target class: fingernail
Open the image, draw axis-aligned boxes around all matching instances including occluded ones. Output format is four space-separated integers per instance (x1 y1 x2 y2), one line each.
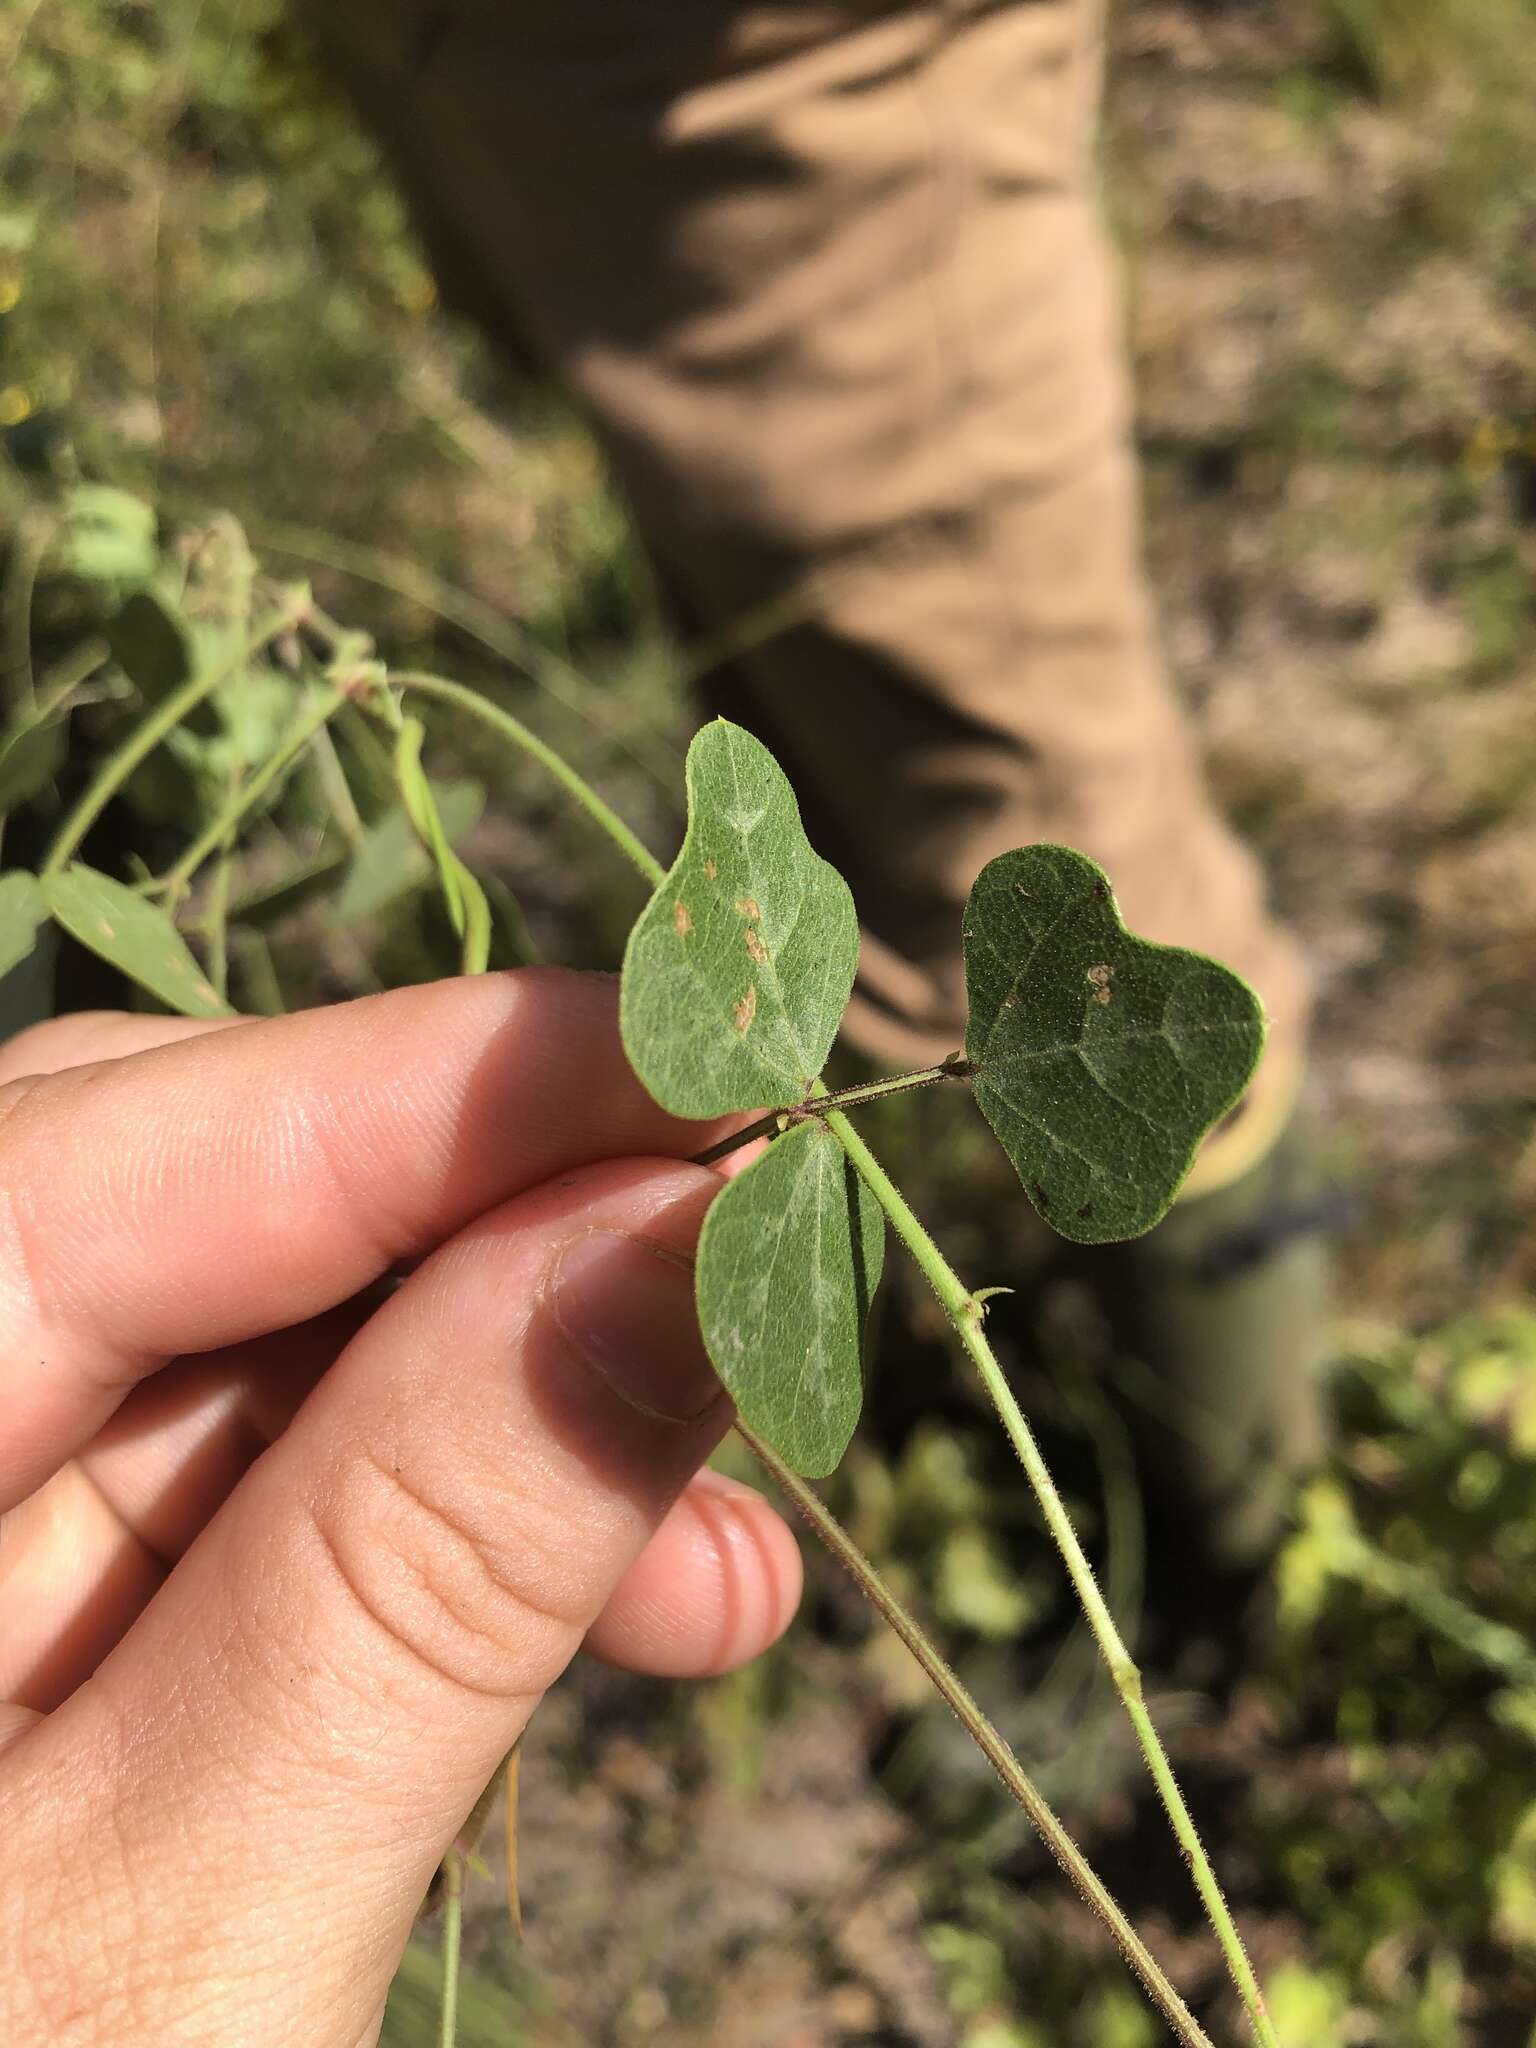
549 1231 722 1423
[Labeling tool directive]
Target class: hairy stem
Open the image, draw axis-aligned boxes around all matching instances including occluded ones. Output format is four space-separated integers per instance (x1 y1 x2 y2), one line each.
735 1419 1215 2048
41 597 303 878
821 1105 1279 2048
389 670 665 891
437 1848 464 2048
151 684 345 901
691 1058 974 1167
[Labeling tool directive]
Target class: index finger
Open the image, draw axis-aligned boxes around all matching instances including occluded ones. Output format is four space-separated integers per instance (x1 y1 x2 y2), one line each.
0 968 725 1511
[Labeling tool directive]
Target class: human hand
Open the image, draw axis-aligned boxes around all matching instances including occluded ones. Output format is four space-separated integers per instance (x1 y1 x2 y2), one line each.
0 969 801 2046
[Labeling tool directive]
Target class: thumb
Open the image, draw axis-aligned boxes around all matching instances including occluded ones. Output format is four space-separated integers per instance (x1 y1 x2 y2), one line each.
13 1159 736 2048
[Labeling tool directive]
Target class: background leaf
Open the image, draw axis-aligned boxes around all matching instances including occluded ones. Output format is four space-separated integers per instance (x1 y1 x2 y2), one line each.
42 863 230 1018
0 717 67 812
696 1119 885 1477
334 779 484 924
622 720 857 1119
55 484 158 588
105 587 195 702
0 870 45 979
963 845 1266 1243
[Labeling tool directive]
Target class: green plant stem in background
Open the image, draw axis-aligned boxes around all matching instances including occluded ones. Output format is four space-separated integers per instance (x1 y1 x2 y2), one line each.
40 597 304 878
736 1418 1216 2048
388 670 665 891
1 508 52 721
246 513 680 787
31 634 112 724
152 684 345 902
1336 1529 1536 1688
437 1847 465 2048
818 1102 1280 2048
205 843 232 1001
309 722 366 846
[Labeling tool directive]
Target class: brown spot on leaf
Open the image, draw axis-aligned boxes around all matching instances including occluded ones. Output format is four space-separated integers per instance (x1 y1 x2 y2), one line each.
735 895 761 920
733 985 758 1034
745 927 767 964
99 918 115 939
1086 962 1115 1005
704 859 718 880
673 900 693 938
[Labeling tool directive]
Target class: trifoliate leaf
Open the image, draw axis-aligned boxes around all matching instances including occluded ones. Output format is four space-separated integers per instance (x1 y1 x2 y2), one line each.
622 720 857 1119
963 845 1266 1243
696 1118 884 1476
42 864 230 1018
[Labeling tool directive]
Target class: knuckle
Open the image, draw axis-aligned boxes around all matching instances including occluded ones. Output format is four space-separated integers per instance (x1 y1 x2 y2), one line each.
0 1014 86 1083
0 1074 57 1328
306 1447 586 1707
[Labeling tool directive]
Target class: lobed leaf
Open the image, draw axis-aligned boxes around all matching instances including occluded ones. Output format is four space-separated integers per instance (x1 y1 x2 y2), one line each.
42 864 230 1019
696 1119 885 1476
622 720 857 1119
962 845 1266 1243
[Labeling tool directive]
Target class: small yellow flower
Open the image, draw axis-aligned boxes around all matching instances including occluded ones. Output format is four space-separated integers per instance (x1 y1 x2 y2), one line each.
0 385 33 428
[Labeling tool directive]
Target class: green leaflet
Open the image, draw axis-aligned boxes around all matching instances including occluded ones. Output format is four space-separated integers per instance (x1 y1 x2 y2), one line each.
696 1119 885 1477
621 720 857 1120
962 845 1266 1243
42 863 231 1019
0 718 66 813
56 485 159 589
334 779 485 924
106 587 195 703
0 871 46 980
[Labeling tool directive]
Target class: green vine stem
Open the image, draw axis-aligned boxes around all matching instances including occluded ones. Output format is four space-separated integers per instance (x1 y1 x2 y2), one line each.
735 1418 1215 2048
30 634 113 724
150 683 345 902
437 1846 465 2048
361 671 1278 2044
819 1103 1279 2048
384 669 666 891
205 841 233 1002
40 594 305 878
241 510 680 786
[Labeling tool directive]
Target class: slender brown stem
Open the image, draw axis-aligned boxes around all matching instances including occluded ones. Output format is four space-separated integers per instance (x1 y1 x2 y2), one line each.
735 1420 1216 2048
691 1058 974 1167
